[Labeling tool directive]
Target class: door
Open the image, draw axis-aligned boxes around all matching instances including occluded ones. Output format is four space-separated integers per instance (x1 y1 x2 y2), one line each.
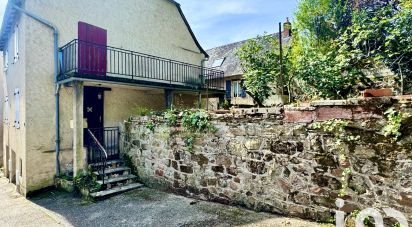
84 87 104 147
78 22 107 76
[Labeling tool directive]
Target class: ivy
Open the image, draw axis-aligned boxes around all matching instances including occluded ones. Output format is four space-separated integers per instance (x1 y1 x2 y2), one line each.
312 119 359 197
381 108 410 140
181 109 216 133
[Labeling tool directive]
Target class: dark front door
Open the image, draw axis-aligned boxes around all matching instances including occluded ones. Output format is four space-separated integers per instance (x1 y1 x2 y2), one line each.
78 22 107 76
84 87 104 147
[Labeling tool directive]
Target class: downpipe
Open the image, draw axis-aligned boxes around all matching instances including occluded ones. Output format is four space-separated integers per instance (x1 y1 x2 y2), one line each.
13 5 61 176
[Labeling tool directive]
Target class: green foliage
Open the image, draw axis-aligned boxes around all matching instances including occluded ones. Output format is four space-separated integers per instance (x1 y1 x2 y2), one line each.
132 106 154 116
382 108 409 140
181 109 216 133
292 0 374 99
350 210 374 226
145 121 156 133
180 109 216 152
312 119 359 197
184 135 194 152
236 34 289 105
218 99 231 110
73 170 101 193
164 109 178 127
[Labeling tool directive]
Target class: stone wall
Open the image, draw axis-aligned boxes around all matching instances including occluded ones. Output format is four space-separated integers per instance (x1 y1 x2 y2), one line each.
122 98 412 223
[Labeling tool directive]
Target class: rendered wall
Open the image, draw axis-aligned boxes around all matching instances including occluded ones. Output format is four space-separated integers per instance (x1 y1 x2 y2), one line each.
16 0 205 193
1 14 27 195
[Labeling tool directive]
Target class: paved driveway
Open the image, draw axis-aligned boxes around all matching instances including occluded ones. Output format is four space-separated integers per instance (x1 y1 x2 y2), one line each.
0 174 325 227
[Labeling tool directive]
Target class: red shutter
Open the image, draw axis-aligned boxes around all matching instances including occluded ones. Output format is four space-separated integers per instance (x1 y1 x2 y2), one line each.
78 22 107 76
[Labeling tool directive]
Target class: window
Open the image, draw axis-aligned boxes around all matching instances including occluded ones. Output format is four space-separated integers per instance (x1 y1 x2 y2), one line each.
4 50 8 70
212 58 225 68
14 88 20 129
232 81 246 98
14 25 19 62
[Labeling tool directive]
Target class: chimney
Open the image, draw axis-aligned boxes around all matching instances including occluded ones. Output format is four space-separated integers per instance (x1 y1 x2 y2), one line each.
283 17 292 38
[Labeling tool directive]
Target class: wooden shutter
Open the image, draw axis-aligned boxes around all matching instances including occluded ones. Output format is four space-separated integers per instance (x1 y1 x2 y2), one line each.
4 96 8 123
225 80 231 99
78 22 107 76
14 88 20 129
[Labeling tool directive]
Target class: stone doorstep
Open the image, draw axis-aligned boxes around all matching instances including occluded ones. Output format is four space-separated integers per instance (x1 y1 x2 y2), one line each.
90 182 143 198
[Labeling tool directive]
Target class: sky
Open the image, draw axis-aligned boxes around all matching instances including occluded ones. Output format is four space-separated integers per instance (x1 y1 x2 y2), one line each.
178 0 298 49
0 0 298 49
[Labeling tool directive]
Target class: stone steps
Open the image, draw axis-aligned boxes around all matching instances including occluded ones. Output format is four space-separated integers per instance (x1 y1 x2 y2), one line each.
90 159 124 168
90 183 143 199
93 166 130 176
90 158 141 199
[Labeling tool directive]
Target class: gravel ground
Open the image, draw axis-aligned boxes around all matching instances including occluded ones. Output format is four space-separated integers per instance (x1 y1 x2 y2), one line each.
0 173 326 227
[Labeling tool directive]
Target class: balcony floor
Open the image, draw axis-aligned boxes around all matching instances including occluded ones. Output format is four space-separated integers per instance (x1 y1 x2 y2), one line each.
58 72 225 95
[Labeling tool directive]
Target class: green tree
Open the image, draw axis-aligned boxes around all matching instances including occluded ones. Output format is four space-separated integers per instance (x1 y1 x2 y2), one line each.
236 34 289 106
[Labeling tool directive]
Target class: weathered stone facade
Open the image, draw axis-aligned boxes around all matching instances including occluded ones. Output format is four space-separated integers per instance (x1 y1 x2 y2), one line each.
123 98 412 223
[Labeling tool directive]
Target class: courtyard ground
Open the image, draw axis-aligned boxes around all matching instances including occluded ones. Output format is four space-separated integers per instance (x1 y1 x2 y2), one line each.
0 173 327 227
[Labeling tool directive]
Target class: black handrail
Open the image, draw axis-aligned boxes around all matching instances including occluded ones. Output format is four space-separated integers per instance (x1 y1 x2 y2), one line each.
88 127 120 160
59 39 225 90
86 129 108 185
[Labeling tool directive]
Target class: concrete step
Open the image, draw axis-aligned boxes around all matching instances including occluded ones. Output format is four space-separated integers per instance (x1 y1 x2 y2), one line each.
90 183 143 198
93 167 130 176
90 159 124 168
96 174 137 185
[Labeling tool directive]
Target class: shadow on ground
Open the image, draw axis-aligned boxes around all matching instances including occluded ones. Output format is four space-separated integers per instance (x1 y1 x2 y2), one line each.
30 187 324 227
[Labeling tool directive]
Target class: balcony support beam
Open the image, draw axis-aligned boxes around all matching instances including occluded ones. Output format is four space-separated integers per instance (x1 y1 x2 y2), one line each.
165 89 174 109
73 81 86 176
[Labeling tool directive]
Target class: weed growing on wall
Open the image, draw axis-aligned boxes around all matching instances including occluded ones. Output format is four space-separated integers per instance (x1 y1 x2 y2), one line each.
73 168 101 194
312 119 359 197
381 108 410 141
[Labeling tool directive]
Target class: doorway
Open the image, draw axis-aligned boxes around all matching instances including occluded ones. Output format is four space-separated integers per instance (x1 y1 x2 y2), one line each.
84 86 104 149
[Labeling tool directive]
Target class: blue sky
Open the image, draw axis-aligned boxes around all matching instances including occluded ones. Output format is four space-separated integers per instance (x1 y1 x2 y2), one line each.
178 0 298 49
0 0 298 49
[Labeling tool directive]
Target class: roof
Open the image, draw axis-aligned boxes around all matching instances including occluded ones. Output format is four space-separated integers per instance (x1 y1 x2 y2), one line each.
0 0 208 58
0 0 23 51
205 34 292 78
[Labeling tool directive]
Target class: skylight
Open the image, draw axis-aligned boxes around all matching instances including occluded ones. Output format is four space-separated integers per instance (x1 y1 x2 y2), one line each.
212 58 225 67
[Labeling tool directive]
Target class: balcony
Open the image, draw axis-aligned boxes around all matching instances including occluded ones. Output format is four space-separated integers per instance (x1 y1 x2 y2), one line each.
58 39 225 92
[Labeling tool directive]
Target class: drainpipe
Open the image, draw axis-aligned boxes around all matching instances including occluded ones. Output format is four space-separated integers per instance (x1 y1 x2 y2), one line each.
12 5 61 175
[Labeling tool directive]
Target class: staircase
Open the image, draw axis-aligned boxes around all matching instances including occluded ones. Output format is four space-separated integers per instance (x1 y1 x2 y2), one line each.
86 127 142 199
89 159 142 199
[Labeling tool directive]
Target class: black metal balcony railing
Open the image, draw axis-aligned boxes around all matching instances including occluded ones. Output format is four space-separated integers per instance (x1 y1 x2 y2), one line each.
59 39 225 91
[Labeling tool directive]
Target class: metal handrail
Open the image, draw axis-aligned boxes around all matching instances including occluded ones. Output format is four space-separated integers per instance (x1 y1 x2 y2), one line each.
87 129 108 185
59 39 225 91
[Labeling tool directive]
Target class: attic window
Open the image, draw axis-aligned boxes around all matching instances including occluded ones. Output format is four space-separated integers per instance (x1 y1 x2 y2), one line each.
212 58 225 67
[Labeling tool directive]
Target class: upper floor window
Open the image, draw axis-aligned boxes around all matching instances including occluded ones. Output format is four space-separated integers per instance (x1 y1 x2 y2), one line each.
14 25 19 62
233 80 246 98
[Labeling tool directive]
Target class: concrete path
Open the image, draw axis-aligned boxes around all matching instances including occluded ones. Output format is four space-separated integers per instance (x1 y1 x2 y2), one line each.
0 173 325 227
0 173 70 227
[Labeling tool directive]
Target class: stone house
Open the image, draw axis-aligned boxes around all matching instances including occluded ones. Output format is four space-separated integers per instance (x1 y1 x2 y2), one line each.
0 0 224 196
205 19 292 108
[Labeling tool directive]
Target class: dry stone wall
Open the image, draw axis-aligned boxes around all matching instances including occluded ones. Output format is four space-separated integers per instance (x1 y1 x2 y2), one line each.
122 98 412 223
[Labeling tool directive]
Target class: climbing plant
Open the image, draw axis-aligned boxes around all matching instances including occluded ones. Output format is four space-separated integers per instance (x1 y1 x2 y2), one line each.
312 119 359 196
